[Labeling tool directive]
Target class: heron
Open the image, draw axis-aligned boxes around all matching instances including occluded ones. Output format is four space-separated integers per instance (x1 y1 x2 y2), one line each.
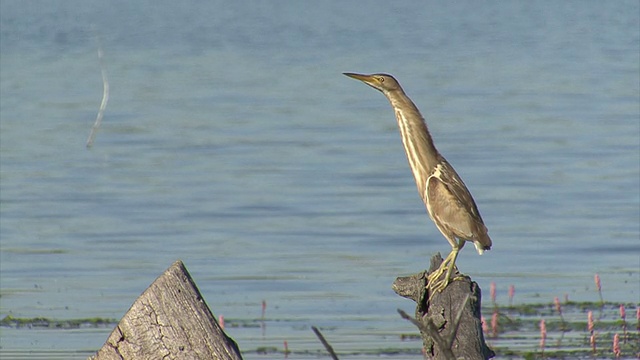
344 72 492 293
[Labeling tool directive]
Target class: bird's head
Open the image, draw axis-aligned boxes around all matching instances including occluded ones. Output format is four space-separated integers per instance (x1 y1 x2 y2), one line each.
343 72 402 93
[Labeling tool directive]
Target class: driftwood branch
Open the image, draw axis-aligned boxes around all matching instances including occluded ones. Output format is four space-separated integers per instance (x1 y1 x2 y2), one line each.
311 326 340 360
393 253 494 360
90 260 243 360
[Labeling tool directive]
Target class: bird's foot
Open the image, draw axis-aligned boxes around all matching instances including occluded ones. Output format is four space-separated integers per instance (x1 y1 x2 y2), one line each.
426 254 452 287
426 252 461 293
427 275 449 293
427 270 465 293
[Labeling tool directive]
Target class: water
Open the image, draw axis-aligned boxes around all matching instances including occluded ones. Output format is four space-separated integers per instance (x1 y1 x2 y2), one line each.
1 1 639 358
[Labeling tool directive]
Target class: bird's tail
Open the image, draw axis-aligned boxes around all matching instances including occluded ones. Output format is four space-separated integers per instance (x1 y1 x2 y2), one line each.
473 229 492 255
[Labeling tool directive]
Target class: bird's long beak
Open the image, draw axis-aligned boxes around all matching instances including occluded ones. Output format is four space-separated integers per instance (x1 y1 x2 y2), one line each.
343 72 381 89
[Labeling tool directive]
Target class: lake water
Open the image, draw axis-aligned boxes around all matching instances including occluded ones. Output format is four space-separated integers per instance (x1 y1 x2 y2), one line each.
1 1 638 359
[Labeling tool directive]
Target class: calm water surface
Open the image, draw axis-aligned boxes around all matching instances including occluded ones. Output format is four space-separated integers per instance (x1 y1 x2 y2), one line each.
1 1 639 358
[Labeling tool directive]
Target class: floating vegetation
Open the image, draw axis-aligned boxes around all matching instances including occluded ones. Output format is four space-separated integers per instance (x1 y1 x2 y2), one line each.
481 299 639 359
0 315 117 329
2 293 637 359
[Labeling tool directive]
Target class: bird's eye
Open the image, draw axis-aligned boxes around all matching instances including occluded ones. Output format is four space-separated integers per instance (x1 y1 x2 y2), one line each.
378 77 385 83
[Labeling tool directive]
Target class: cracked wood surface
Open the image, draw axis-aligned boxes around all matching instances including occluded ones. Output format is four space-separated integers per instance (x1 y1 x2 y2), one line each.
90 260 243 360
393 253 495 360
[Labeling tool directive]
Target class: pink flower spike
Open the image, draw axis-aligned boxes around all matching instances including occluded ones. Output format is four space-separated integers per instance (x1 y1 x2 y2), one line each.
481 316 489 334
588 311 594 333
261 299 267 319
613 333 620 357
490 282 497 305
618 304 628 343
508 285 515 305
554 296 565 328
539 319 547 350
491 311 499 338
218 315 225 330
594 274 604 304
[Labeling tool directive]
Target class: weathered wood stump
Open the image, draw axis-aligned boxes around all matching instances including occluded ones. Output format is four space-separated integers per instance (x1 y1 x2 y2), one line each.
393 253 495 360
90 260 243 360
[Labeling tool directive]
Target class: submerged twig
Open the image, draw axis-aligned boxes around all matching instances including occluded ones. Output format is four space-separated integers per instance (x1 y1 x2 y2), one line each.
311 326 339 360
86 29 109 148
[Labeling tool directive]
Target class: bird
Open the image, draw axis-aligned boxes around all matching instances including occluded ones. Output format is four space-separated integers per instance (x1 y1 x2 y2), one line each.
343 72 492 293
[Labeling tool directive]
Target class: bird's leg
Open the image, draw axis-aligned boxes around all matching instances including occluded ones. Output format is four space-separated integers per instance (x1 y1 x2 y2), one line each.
441 248 460 288
427 251 453 286
427 247 461 293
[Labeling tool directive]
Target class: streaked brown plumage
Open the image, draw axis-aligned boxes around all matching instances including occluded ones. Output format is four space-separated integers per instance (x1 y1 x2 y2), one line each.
344 72 491 292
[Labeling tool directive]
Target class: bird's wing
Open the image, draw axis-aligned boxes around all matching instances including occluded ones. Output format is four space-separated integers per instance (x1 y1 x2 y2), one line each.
425 159 487 241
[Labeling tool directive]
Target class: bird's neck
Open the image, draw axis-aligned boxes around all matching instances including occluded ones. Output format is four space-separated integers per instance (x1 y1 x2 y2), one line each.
386 91 440 184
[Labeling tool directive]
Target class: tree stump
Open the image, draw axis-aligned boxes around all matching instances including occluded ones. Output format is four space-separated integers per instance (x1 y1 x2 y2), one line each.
90 260 243 360
393 253 494 360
